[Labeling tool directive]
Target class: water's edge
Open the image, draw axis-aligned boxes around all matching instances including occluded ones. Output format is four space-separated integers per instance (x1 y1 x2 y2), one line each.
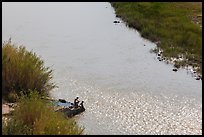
2 2 202 135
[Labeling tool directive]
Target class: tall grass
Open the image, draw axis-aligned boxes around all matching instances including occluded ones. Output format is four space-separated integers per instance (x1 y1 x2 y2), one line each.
2 40 56 101
111 2 202 74
2 91 84 135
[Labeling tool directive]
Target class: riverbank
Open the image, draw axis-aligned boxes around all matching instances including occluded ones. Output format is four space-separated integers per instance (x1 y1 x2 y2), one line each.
3 3 202 135
111 2 202 75
2 41 83 135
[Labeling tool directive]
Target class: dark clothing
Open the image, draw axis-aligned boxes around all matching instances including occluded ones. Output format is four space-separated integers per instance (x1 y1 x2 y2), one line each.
74 98 79 108
80 101 84 109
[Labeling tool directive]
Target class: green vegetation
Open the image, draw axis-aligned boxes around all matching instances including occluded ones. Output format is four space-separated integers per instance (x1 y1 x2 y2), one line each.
2 41 84 135
111 2 202 74
2 40 56 102
2 91 84 135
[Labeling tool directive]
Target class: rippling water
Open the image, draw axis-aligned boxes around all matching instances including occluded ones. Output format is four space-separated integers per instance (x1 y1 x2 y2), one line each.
2 2 202 135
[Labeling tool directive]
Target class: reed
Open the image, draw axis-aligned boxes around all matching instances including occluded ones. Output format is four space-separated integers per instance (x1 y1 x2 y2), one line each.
2 40 56 102
2 90 84 135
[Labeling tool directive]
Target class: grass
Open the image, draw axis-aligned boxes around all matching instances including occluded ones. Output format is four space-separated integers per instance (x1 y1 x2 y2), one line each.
2 91 84 135
2 40 57 102
2 41 84 135
111 2 202 74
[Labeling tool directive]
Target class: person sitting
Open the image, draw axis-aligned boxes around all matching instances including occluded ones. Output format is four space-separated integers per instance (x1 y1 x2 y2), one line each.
80 101 84 108
79 101 85 111
74 97 80 108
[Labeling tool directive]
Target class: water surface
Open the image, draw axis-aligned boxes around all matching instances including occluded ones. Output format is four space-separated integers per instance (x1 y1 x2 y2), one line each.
2 2 202 135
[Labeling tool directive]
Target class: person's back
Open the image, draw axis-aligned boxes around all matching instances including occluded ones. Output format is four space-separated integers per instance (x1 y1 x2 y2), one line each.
79 101 85 111
74 97 79 108
80 101 84 108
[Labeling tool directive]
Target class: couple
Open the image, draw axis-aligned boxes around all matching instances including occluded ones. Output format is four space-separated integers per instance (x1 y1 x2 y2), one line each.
74 97 84 109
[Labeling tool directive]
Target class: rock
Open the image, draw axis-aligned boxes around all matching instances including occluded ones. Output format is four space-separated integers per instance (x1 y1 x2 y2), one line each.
195 75 202 80
54 99 85 117
57 105 85 117
2 104 15 115
172 68 178 72
58 99 66 103
195 77 200 80
157 56 162 61
113 20 120 23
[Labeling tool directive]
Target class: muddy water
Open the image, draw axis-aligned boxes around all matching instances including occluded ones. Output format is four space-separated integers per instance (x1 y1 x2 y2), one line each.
2 2 202 135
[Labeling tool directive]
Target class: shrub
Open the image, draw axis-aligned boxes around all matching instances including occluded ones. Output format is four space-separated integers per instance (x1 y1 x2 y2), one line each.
2 40 56 101
2 91 84 135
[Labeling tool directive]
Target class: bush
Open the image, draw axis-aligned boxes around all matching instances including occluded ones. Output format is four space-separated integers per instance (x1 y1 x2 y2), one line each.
7 91 19 103
2 91 84 135
2 40 56 101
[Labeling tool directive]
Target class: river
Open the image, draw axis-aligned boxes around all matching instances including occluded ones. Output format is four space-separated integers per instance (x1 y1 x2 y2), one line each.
2 2 202 135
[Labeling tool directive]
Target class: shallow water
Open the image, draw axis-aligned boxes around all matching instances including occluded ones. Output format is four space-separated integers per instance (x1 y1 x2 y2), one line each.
2 2 202 135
